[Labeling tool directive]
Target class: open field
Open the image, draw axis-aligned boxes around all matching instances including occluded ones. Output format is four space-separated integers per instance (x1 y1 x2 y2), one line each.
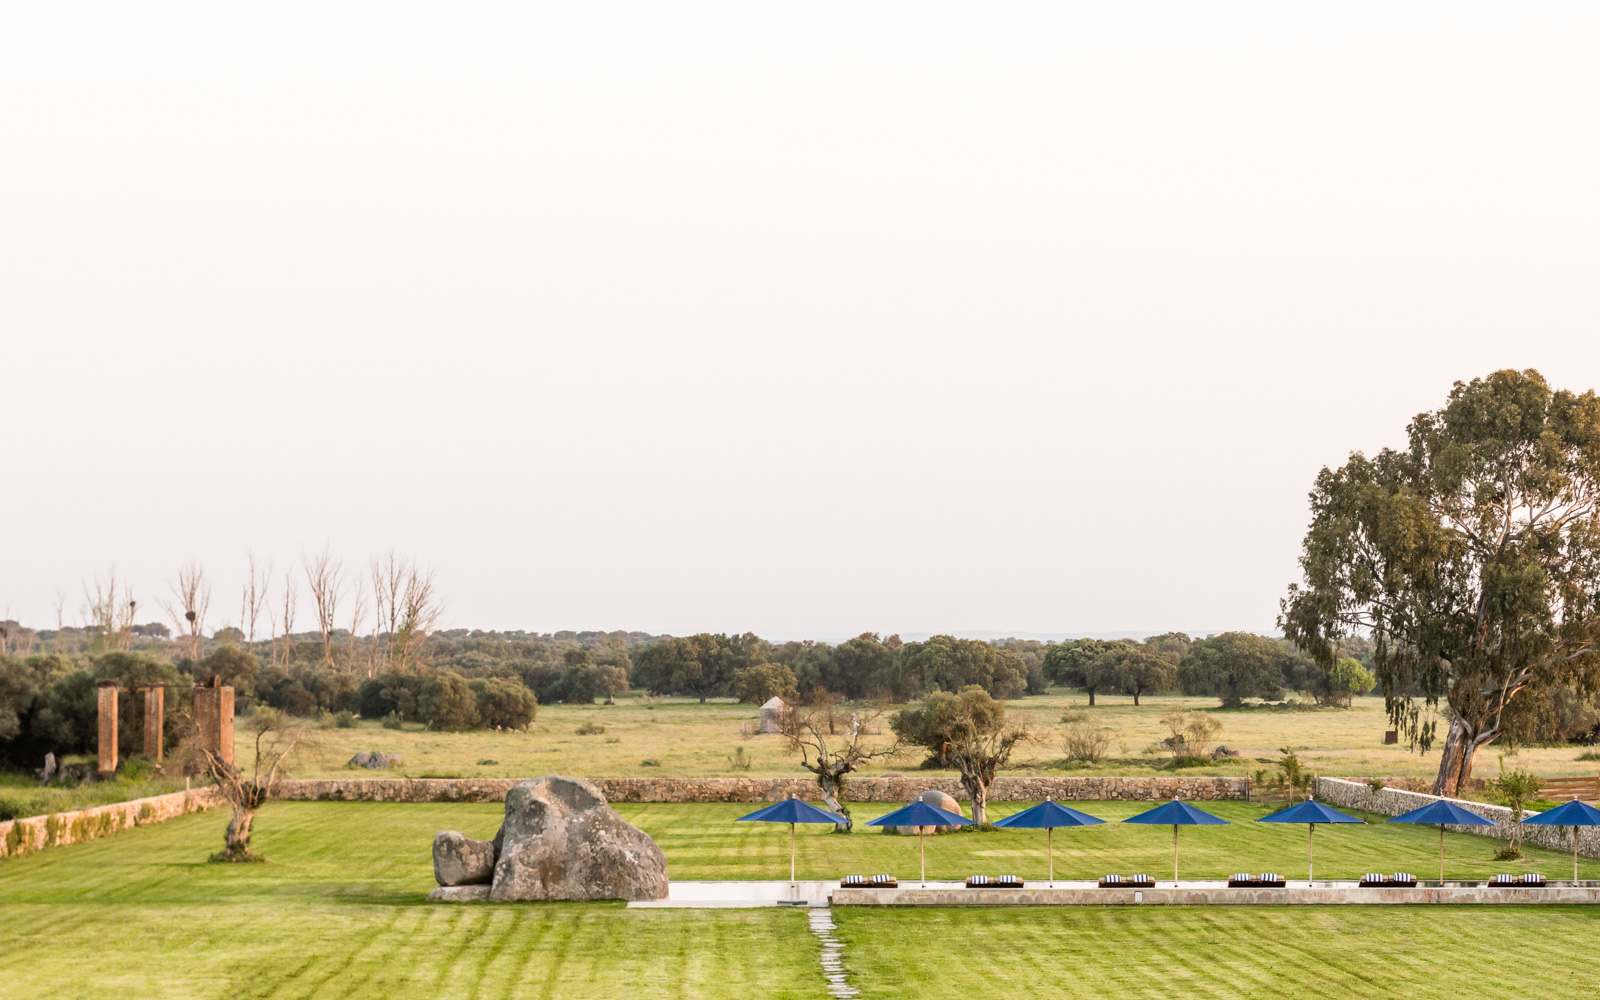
4 801 1600 998
265 691 1600 783
0 803 820 1000
833 906 1600 999
0 771 187 821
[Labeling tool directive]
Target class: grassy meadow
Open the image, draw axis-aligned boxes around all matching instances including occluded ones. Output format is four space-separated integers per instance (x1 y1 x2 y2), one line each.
264 690 1600 783
4 801 1599 998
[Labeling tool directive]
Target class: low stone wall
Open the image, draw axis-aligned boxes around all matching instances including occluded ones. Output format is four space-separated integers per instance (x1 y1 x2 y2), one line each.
1315 776 1600 860
0 786 222 861
274 775 1246 805
834 884 1600 906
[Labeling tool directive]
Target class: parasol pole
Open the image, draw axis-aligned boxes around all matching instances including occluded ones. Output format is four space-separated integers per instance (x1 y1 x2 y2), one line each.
1048 826 1055 887
1173 825 1180 885
1439 824 1445 884
920 828 927 887
1308 823 1315 882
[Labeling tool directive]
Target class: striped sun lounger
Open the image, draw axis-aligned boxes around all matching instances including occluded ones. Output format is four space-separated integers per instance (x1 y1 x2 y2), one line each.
840 875 900 888
966 875 1024 888
1099 874 1154 888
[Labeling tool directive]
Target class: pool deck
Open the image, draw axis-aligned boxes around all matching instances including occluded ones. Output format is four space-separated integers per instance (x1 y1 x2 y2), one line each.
622 879 1600 908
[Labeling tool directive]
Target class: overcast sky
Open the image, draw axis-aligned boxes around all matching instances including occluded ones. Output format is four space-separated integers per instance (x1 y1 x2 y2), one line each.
3 3 1598 639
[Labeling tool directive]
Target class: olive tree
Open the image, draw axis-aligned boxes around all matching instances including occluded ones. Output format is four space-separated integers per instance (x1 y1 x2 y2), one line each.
891 686 1030 824
1282 370 1600 796
778 703 898 831
177 707 317 862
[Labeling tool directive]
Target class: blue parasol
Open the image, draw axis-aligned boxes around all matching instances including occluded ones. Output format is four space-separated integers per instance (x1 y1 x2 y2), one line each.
1387 799 1497 883
1123 799 1230 884
1520 798 1600 880
866 800 973 886
1257 798 1362 880
737 796 849 886
993 799 1105 885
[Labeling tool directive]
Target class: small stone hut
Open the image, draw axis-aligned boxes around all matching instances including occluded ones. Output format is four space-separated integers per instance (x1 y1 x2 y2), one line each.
758 696 790 734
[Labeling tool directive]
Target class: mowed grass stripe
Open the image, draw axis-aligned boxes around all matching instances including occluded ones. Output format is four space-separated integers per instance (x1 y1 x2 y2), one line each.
831 906 1600 999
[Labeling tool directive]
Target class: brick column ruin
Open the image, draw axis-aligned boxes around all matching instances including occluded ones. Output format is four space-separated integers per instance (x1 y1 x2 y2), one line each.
143 686 165 760
97 680 119 779
194 675 235 766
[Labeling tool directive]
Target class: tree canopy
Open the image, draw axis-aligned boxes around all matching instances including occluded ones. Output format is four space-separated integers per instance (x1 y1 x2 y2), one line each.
1281 369 1600 795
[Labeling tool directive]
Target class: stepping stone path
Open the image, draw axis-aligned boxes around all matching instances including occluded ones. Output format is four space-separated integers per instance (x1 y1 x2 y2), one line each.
808 907 858 998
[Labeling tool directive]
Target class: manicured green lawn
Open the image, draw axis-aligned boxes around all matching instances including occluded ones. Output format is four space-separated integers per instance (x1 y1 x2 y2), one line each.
831 906 1600 999
5 801 1600 998
0 803 820 1000
614 800 1600 882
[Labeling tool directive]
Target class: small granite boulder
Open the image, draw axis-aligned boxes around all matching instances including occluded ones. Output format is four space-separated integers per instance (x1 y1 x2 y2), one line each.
427 884 491 903
433 831 498 886
489 776 668 902
348 751 403 770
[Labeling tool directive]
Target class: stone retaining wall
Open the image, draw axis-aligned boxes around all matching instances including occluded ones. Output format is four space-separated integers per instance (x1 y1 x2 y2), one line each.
273 775 1247 804
0 786 222 861
1315 776 1600 860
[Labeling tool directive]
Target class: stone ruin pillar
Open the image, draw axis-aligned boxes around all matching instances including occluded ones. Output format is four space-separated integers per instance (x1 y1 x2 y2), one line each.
193 675 235 767
97 680 119 779
142 686 165 760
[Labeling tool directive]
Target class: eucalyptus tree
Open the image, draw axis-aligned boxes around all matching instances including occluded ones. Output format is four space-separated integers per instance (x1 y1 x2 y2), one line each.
1282 370 1600 796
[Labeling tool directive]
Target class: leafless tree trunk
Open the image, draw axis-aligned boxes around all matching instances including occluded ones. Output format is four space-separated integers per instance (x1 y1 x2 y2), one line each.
304 548 342 669
780 706 900 832
241 552 271 656
346 578 369 675
276 573 297 668
83 567 138 652
392 562 442 673
53 589 68 655
371 551 405 672
178 708 313 862
162 562 211 662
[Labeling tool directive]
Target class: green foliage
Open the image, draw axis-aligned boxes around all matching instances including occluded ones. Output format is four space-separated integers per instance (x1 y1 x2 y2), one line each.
196 645 260 697
1043 639 1115 704
469 676 537 728
727 747 753 771
380 711 403 730
891 686 1007 763
0 655 38 742
334 709 357 728
1160 709 1222 765
418 671 479 730
1282 369 1600 795
1177 633 1286 707
117 755 158 782
731 662 799 704
899 635 1028 700
575 721 606 735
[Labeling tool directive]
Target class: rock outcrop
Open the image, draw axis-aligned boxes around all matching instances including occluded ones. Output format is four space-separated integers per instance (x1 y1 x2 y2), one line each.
427 775 668 903
432 830 498 885
348 752 403 770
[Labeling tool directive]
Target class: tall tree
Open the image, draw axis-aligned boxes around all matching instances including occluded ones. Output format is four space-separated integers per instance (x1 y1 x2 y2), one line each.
1282 370 1600 796
303 548 342 669
1108 645 1177 706
1177 632 1285 708
1043 638 1114 705
779 704 898 830
163 561 210 662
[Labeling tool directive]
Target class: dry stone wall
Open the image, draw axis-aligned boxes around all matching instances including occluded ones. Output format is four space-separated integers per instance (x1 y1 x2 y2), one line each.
273 775 1246 804
1315 776 1600 859
0 786 222 861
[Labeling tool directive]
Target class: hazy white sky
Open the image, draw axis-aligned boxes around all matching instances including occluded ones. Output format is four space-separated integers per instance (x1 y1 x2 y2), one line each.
3 3 1598 638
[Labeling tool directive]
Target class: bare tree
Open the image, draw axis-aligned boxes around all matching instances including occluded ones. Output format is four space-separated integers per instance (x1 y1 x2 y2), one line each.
177 707 318 862
241 551 271 656
346 577 369 676
370 551 404 672
392 562 443 672
52 589 68 654
275 572 298 668
162 561 211 661
82 567 138 652
779 705 899 831
303 548 342 668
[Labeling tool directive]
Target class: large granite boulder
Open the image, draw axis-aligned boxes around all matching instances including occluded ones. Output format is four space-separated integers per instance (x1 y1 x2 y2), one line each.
488 776 668 902
432 831 498 886
892 789 965 835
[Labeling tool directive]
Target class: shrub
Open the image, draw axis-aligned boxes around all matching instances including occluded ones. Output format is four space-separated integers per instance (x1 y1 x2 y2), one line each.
727 747 753 771
640 758 661 767
575 721 606 735
1577 748 1600 761
334 709 357 728
1062 720 1112 765
420 671 480 731
1161 709 1222 764
0 796 25 822
381 711 404 730
117 755 157 782
469 676 537 729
